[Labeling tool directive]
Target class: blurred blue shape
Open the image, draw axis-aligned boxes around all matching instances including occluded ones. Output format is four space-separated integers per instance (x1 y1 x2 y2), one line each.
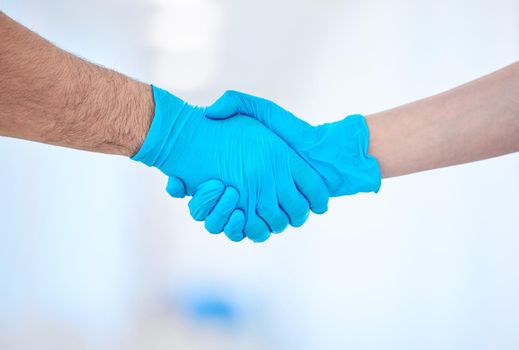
188 294 236 322
172 284 248 328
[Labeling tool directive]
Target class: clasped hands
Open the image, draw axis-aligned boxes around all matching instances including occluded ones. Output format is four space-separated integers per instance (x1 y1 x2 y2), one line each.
133 86 381 242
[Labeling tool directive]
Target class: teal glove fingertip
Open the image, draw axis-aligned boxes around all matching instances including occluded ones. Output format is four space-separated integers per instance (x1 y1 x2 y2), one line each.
224 209 246 242
166 176 187 198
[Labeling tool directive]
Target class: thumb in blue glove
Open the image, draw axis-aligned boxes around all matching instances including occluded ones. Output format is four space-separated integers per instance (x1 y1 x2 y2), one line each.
205 91 381 196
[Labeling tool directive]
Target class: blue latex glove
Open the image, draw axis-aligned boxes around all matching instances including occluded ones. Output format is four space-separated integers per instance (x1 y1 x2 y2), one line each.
132 86 329 242
165 178 245 242
205 91 381 196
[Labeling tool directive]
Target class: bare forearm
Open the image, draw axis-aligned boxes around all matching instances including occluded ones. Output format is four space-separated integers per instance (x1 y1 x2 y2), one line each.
366 62 519 178
0 12 153 156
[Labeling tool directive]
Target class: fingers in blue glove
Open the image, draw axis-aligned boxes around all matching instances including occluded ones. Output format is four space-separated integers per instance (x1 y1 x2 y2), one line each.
224 209 245 242
290 156 329 214
275 172 310 228
186 180 246 242
166 176 187 198
244 192 271 242
188 180 225 221
244 213 271 243
256 199 290 234
255 179 290 233
204 187 239 234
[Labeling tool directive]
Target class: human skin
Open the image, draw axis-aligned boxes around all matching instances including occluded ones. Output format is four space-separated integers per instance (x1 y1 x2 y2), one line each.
0 11 152 156
366 62 519 178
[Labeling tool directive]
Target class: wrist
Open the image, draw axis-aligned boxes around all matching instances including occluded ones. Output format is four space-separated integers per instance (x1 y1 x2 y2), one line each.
131 85 197 167
122 81 154 157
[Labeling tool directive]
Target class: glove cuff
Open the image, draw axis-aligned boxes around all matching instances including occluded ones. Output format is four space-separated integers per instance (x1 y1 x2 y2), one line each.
340 114 381 193
131 85 190 167
315 114 381 195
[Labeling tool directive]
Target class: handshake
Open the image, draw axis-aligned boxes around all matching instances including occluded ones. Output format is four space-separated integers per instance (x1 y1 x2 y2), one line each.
133 86 381 242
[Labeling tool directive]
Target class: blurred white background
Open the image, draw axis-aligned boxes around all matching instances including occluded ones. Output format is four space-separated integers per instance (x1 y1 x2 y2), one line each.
1 0 518 349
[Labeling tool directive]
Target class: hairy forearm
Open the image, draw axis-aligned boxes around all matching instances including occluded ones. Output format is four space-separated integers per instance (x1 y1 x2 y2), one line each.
366 62 519 178
0 12 153 156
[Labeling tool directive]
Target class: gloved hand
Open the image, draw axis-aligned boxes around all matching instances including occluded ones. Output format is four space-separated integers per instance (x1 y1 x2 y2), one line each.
205 91 381 197
132 86 329 242
165 178 245 242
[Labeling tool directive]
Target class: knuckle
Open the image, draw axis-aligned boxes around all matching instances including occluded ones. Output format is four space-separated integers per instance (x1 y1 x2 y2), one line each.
224 90 240 101
256 203 274 218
